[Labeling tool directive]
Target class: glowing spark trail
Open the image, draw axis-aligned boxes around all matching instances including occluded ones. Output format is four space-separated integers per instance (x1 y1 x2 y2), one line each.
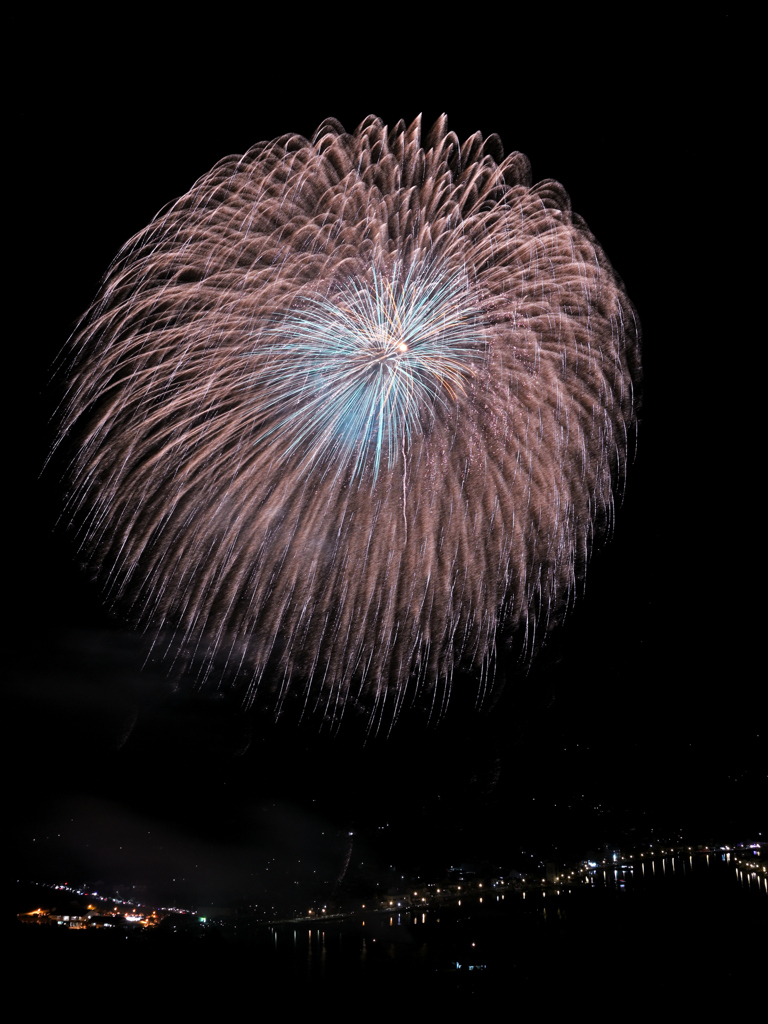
250 260 482 483
57 115 641 731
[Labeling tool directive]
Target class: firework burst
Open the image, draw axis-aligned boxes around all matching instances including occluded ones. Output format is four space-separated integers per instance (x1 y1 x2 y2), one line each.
57 114 641 731
249 259 483 483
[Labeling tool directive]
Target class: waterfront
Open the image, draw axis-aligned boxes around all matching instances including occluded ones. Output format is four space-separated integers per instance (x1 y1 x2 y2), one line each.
264 851 765 996
15 850 765 1007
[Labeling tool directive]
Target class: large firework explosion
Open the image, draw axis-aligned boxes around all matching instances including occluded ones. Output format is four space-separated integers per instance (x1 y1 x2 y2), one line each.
57 115 640 731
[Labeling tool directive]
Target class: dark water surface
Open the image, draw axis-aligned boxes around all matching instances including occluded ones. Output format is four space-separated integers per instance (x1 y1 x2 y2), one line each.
266 852 765 1001
15 853 765 1008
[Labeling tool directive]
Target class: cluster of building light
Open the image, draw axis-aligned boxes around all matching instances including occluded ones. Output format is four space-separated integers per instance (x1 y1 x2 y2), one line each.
21 840 764 930
545 842 765 892
17 905 163 930
22 879 194 917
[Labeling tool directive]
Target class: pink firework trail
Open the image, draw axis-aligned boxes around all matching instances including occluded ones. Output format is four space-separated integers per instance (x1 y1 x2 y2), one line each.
57 115 641 732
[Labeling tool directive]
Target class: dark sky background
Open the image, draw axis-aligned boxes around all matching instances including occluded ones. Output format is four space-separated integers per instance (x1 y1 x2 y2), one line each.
10 15 762 914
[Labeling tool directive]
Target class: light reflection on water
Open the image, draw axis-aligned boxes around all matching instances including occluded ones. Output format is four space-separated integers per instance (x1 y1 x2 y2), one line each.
266 851 765 995
72 854 768 1004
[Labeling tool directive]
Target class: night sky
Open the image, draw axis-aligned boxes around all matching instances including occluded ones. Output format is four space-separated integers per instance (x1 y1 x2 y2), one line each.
10 14 762 916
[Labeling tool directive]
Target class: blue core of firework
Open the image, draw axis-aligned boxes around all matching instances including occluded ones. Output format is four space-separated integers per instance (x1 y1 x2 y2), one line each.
247 261 484 483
